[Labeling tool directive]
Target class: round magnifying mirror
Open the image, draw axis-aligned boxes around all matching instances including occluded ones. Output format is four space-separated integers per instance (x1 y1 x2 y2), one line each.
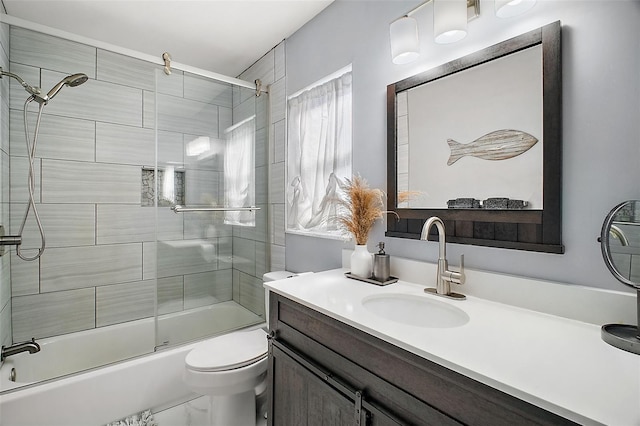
600 200 640 355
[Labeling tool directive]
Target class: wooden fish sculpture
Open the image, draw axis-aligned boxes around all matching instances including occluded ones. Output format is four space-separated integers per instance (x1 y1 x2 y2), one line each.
447 130 538 166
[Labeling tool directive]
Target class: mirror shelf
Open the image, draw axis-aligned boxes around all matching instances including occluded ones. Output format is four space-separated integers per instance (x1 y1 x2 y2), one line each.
386 21 563 253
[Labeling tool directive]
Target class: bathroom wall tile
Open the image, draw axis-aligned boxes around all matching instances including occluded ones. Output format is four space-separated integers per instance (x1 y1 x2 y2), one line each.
271 244 285 271
158 276 184 315
256 93 268 131
184 73 232 108
40 70 142 127
10 110 95 162
630 254 640 283
238 272 264 317
153 239 219 279
96 122 154 166
255 165 268 206
97 204 183 244
12 288 95 341
239 49 275 88
256 242 267 279
233 86 255 109
233 237 255 276
239 204 267 243
1 150 8 203
1 98 9 155
0 300 10 347
397 114 408 148
11 27 96 78
156 70 185 97
11 203 95 249
183 214 232 241
10 252 39 296
0 253 10 314
8 63 40 111
275 42 286 82
40 243 142 292
142 242 156 280
273 119 285 164
233 96 255 126
42 160 140 203
397 91 408 117
10 156 40 203
184 169 221 206
184 269 233 309
96 280 155 327
232 269 240 302
397 142 409 174
256 127 268 169
143 92 219 136
0 23 9 64
270 162 285 204
269 78 286 124
272 204 285 246
219 107 232 137
97 49 155 92
217 237 233 270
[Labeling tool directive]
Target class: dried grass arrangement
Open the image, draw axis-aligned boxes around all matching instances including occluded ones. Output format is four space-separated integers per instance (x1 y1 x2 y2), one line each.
336 175 385 245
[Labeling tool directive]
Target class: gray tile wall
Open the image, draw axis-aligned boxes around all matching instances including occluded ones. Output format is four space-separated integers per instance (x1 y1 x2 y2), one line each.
233 41 287 316
0 22 10 348
7 27 270 342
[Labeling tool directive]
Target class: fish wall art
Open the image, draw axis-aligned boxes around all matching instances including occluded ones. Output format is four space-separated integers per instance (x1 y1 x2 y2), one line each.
447 129 538 166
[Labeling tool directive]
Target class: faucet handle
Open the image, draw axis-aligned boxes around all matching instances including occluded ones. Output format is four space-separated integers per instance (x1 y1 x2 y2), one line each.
457 254 465 285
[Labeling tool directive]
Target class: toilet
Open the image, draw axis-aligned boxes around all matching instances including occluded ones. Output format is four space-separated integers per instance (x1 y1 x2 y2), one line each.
183 271 299 426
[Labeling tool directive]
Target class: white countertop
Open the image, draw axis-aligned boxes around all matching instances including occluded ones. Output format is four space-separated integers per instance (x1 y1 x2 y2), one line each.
265 268 640 426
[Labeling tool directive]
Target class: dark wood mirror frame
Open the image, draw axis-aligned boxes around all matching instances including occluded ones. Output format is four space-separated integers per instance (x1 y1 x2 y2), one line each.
386 21 563 253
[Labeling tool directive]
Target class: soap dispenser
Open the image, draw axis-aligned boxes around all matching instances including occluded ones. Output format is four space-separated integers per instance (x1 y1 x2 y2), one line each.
373 242 390 282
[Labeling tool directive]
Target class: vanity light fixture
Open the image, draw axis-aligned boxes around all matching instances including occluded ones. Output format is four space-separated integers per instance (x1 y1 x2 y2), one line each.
389 0 479 64
390 15 420 64
434 0 468 44
495 0 536 18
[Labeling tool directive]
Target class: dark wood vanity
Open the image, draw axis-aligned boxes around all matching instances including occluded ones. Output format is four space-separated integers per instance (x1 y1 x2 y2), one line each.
267 292 577 425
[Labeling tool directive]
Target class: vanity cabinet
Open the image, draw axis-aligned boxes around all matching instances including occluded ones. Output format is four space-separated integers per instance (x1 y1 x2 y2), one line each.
267 293 577 426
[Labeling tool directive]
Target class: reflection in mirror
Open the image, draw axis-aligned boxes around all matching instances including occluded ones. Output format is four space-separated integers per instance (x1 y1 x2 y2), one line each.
599 200 640 355
601 200 640 287
397 44 543 210
387 21 562 253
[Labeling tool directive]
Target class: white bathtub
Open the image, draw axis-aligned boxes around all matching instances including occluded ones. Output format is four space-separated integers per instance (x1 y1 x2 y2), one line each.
0 301 264 426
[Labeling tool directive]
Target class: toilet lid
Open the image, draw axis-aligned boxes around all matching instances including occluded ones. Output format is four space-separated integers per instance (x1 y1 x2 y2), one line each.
186 329 268 372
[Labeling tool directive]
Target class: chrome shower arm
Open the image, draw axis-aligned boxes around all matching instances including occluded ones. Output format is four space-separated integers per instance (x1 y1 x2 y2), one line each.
0 66 41 97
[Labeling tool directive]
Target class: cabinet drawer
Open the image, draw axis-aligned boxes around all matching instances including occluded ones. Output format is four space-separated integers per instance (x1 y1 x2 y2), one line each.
270 293 577 426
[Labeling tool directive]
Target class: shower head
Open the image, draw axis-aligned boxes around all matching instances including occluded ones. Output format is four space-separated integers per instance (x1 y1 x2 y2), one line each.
38 73 88 104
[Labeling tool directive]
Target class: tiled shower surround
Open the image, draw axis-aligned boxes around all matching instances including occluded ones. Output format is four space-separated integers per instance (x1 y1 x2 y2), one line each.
0 25 286 346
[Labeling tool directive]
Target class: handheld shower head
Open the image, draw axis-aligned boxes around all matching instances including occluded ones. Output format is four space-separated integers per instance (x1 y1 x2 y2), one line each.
39 73 88 104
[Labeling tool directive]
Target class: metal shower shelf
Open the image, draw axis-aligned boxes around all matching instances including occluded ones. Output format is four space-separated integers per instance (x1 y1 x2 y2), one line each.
171 205 260 213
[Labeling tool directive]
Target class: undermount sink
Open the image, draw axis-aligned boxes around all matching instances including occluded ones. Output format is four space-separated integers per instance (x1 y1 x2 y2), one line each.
362 293 470 328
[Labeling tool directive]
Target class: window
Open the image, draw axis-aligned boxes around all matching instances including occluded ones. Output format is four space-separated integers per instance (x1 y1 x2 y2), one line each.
286 68 352 237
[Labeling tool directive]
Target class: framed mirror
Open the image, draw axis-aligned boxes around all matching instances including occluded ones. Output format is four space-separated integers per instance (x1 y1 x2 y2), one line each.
599 200 640 355
386 21 563 253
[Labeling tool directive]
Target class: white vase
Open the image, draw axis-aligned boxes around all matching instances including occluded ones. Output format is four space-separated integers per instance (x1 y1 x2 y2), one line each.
351 244 373 278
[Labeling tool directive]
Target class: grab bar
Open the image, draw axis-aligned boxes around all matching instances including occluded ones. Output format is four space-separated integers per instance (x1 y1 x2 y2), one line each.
171 205 260 213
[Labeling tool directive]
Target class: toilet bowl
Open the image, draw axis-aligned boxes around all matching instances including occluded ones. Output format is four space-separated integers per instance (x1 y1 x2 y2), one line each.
183 270 301 426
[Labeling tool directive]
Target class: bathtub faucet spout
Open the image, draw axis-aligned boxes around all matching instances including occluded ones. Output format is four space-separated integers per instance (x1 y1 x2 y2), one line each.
1 338 40 361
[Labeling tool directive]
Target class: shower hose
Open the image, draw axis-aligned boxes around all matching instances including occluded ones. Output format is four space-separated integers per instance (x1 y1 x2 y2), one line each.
16 96 46 261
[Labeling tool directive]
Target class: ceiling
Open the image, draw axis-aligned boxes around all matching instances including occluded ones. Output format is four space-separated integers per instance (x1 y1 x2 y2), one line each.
2 0 333 77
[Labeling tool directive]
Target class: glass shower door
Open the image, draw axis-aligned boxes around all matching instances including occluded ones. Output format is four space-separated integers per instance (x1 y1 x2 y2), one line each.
153 69 268 349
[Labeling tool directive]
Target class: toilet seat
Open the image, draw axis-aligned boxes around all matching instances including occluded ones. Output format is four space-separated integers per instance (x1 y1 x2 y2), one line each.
186 329 267 372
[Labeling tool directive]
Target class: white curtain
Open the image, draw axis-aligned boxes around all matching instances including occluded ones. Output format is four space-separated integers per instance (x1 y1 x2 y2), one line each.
287 71 352 236
224 115 255 226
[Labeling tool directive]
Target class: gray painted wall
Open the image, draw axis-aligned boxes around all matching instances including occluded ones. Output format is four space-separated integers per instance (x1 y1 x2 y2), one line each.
284 0 640 292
